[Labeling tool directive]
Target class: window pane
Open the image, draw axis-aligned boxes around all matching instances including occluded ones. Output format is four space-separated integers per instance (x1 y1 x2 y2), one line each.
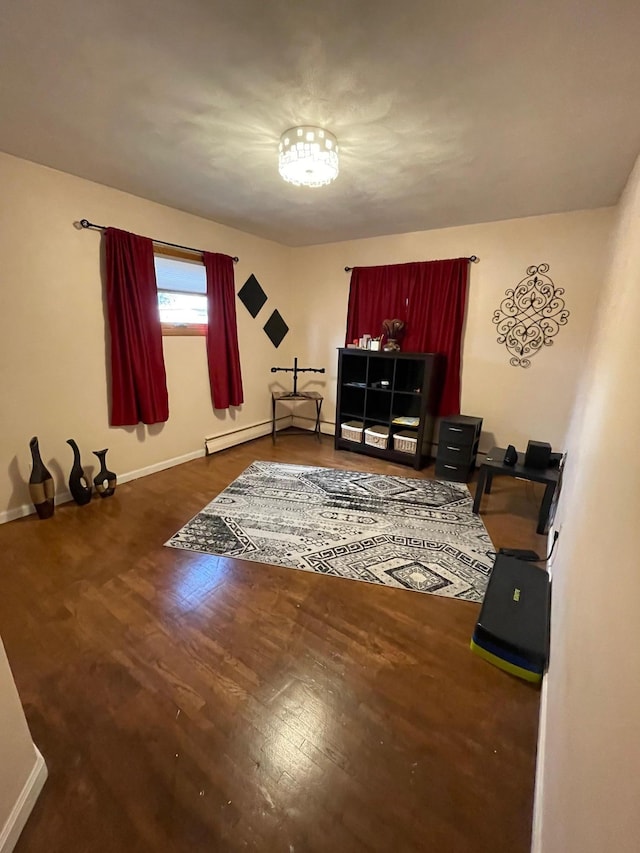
158 291 207 325
155 256 206 294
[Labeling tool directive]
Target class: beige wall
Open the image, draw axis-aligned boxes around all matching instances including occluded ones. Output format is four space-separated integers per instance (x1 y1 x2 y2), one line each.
0 636 44 848
288 209 613 450
0 152 292 519
535 156 640 851
0 151 614 522
1 144 635 849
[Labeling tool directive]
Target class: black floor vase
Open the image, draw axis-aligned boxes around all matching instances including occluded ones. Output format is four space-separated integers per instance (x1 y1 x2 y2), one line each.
67 439 92 505
29 436 55 519
92 449 117 498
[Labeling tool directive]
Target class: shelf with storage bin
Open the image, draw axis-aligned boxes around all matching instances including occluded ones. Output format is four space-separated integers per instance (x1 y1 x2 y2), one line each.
340 420 365 444
363 424 390 451
393 430 419 455
335 349 444 470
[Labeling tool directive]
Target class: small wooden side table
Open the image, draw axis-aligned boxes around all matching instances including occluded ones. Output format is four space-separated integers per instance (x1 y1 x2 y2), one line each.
271 391 323 443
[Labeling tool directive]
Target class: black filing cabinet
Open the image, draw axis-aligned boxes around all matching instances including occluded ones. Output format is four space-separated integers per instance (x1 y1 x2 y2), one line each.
435 415 483 482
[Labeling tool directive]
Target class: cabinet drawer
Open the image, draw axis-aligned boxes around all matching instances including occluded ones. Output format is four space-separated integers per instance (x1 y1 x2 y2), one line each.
435 459 473 483
438 442 475 464
439 420 478 447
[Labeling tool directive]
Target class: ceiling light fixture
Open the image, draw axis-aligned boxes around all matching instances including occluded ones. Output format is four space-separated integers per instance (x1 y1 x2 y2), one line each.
278 126 339 188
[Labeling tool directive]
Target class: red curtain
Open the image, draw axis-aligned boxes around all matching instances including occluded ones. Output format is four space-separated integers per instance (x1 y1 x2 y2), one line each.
105 227 169 426
345 265 410 346
345 259 469 416
403 259 469 416
204 252 244 409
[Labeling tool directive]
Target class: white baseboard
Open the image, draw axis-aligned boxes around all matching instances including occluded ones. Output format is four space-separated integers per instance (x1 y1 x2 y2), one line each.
530 672 549 853
0 504 34 526
0 416 346 526
0 485 76 524
291 415 336 436
117 448 206 485
205 416 291 455
0 747 47 853
0 448 206 526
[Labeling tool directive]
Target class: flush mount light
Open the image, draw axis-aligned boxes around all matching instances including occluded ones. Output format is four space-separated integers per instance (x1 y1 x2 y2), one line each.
278 125 339 187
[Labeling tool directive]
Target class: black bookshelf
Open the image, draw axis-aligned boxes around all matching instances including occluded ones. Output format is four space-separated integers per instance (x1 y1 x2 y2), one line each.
335 349 444 470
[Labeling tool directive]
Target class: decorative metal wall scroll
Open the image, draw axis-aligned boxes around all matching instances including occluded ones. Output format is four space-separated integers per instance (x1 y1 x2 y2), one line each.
492 263 569 368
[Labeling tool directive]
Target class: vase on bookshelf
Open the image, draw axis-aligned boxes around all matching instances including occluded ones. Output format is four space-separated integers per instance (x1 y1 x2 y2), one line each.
382 318 405 351
28 436 55 519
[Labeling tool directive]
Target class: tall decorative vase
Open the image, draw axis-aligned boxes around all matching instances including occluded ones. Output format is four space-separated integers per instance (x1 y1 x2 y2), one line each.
29 436 55 519
92 449 117 498
67 439 92 505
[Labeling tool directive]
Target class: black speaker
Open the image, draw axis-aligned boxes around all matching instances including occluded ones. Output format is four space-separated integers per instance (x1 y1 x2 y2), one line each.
525 440 551 469
503 445 518 466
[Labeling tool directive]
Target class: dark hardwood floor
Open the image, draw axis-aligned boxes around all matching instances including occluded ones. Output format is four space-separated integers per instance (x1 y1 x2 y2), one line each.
0 434 544 853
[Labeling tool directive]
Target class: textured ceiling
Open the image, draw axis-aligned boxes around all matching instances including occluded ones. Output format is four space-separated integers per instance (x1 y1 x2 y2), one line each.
1 0 640 246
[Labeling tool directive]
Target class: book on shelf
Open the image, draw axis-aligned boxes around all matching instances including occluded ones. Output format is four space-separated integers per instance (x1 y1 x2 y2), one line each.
392 416 419 427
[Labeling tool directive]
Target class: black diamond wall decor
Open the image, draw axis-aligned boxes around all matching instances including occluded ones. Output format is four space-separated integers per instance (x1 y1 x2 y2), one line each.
238 273 267 318
263 310 289 348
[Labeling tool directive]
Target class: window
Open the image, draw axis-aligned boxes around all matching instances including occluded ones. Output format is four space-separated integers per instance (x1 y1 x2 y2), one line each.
154 247 207 335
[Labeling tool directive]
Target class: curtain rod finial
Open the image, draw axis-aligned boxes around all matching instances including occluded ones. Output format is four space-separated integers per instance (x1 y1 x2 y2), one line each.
469 255 479 263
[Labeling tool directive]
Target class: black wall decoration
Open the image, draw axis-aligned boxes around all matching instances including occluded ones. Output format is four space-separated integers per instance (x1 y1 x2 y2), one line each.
237 273 290 348
492 263 569 368
238 274 267 318
263 309 289 348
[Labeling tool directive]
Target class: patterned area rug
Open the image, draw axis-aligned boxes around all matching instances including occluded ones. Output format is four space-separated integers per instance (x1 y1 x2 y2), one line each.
166 462 494 602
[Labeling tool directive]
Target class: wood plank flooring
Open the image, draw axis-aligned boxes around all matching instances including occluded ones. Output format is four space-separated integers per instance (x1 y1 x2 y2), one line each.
0 434 544 853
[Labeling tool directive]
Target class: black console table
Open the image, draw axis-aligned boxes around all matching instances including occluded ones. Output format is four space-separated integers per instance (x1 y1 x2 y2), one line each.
473 445 560 535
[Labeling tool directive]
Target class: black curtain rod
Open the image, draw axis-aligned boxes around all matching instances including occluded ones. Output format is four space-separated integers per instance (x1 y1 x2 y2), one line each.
343 255 479 272
78 219 239 263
